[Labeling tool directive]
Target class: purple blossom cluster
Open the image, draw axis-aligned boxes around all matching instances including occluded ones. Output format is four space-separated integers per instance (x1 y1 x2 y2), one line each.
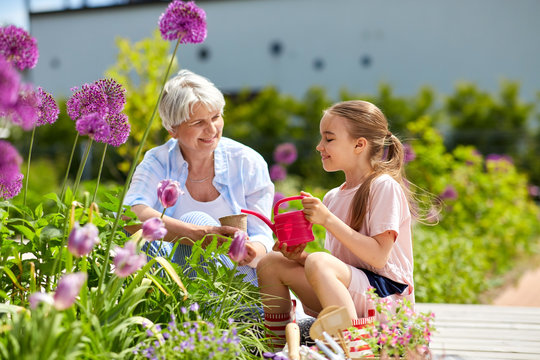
36 87 60 126
269 164 287 182
403 143 416 164
273 142 298 165
158 0 207 43
67 78 130 147
0 140 24 199
113 240 146 278
134 304 241 359
0 25 39 70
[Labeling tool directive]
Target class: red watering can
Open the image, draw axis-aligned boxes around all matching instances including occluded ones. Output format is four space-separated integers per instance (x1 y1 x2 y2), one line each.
241 195 314 247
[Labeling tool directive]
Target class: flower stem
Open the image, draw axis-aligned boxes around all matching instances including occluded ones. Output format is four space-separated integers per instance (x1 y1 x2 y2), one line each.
60 133 79 203
72 139 93 199
23 127 36 207
97 36 183 293
91 143 107 204
217 262 238 322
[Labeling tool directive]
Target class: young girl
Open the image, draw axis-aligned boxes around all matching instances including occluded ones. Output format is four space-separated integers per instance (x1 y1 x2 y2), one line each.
257 100 416 352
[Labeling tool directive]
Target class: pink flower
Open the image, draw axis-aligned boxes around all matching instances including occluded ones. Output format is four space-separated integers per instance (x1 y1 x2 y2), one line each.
36 87 59 126
157 179 183 208
29 292 54 309
269 164 287 181
403 143 416 163
228 230 248 263
53 272 87 310
68 222 100 257
273 142 297 165
142 217 167 241
113 240 146 278
439 185 458 201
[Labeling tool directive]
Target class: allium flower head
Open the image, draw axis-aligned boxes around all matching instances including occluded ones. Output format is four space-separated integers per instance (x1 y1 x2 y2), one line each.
0 55 20 111
94 78 126 115
114 240 147 277
67 83 108 122
4 84 39 130
158 0 207 43
36 87 59 126
157 179 183 208
228 230 248 263
0 25 39 70
403 143 416 163
269 164 287 181
439 185 458 201
53 272 87 310
76 112 111 142
142 217 168 241
273 142 297 165
106 112 130 147
68 222 100 257
0 140 24 199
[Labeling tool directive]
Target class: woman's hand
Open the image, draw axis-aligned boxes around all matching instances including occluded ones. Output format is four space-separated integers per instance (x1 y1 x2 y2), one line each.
273 242 308 265
300 191 331 227
195 225 238 248
238 242 257 267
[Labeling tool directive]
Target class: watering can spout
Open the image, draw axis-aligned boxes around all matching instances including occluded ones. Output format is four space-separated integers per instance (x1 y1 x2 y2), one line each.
240 209 276 235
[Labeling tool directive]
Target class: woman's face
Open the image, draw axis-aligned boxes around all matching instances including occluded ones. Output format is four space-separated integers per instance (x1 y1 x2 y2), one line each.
169 103 223 157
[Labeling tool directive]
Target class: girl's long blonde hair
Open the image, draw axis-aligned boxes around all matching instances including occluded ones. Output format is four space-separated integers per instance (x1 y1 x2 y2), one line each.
325 100 419 231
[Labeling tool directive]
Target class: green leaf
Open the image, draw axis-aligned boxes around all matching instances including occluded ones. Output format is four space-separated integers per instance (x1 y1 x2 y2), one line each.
11 224 35 241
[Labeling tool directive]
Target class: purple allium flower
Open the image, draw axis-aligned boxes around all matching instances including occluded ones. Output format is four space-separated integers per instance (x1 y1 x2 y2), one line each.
36 87 59 126
0 140 24 199
113 240 147 278
68 222 100 257
190 303 199 312
29 292 54 309
142 217 168 241
53 272 87 310
0 25 39 70
269 164 287 181
228 230 248 263
439 185 458 201
76 112 111 142
273 192 289 210
486 153 513 164
273 142 297 165
105 112 130 147
403 143 416 163
5 84 39 130
158 0 207 43
157 179 183 208
94 78 126 115
67 83 109 122
0 55 20 111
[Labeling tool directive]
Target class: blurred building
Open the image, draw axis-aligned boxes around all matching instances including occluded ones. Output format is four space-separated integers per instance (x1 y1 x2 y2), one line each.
28 0 540 99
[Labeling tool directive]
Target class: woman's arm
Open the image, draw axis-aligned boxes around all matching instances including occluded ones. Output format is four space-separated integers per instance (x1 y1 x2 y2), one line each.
130 204 238 247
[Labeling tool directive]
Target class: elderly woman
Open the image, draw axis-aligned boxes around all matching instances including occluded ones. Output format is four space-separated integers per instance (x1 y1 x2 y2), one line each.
124 69 274 285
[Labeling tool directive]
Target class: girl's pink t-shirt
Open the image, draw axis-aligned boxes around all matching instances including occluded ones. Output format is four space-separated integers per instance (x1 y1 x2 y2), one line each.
323 174 414 295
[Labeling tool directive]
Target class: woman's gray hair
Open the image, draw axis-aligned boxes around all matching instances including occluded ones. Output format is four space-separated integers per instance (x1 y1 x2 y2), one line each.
159 69 225 132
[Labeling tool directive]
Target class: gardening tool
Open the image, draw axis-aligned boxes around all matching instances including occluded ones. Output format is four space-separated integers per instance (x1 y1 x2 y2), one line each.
241 195 314 247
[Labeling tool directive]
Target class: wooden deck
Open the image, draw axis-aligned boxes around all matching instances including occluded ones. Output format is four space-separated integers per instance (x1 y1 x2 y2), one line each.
416 303 540 359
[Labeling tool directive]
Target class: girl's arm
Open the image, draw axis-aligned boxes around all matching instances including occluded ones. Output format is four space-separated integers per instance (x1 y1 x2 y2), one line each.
301 191 395 269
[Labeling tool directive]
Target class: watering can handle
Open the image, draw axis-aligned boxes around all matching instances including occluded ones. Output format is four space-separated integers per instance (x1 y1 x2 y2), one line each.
274 195 305 216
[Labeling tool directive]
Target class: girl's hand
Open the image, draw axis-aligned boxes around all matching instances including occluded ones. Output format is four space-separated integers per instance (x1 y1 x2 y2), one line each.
300 191 331 227
273 242 308 265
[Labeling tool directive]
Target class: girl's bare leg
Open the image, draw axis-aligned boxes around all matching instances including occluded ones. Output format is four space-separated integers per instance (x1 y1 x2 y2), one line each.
257 252 322 314
304 252 357 319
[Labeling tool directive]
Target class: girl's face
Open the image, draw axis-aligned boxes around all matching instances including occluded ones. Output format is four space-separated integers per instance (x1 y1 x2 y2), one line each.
169 103 223 157
316 113 359 172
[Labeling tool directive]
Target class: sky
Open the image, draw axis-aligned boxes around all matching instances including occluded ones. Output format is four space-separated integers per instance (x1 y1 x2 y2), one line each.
0 0 124 30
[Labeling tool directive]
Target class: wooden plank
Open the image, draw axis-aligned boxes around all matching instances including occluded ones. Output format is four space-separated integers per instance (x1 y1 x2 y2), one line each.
416 303 540 359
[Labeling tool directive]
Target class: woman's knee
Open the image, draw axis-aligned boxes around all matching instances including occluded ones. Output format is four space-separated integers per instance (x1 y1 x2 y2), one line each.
256 251 284 276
